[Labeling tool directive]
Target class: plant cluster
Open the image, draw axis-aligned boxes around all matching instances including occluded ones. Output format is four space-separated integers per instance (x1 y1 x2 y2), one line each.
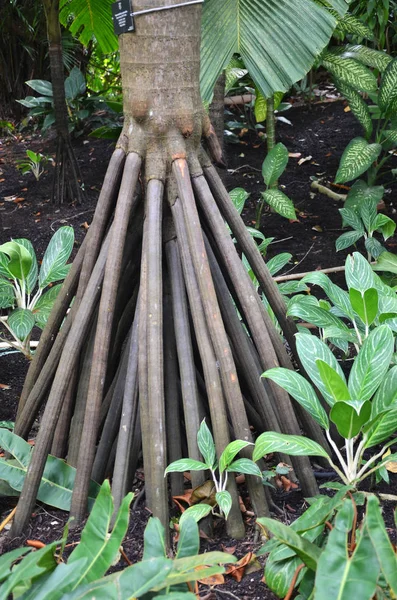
16 149 52 181
0 227 74 357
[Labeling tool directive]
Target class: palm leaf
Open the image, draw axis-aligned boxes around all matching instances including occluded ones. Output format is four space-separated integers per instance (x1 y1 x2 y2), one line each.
200 0 349 102
60 0 117 54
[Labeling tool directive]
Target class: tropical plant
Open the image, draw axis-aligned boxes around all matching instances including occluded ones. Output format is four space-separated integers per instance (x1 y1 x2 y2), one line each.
350 0 397 51
16 149 52 181
0 227 74 357
165 419 262 521
253 254 397 488
0 480 235 600
258 493 397 599
0 427 100 508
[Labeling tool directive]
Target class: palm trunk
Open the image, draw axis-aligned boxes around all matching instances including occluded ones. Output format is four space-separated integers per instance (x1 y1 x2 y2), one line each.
10 0 323 539
43 0 83 203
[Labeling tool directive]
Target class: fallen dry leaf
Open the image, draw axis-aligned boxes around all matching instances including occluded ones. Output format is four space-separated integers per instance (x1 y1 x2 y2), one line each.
225 552 253 582
198 568 225 586
0 384 10 390
298 155 312 165
344 106 351 112
3 195 17 202
222 545 237 555
14 197 25 203
288 152 302 158
81 221 90 230
191 480 216 506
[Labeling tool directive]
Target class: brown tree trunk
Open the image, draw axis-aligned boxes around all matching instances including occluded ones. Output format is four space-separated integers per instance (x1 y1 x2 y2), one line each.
43 0 83 203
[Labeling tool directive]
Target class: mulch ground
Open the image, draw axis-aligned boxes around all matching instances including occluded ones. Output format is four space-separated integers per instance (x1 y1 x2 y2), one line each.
0 98 396 599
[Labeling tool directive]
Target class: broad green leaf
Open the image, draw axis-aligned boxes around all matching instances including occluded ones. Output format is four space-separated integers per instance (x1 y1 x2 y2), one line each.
61 557 173 600
267 253 292 276
348 325 394 403
302 272 354 319
322 52 378 92
176 517 199 559
277 280 309 295
382 129 397 144
142 517 166 561
219 439 253 473
229 188 249 215
342 45 392 72
349 288 378 326
0 547 31 584
65 67 86 101
373 214 396 240
345 252 376 293
359 197 377 233
334 15 374 39
0 428 31 467
262 143 289 187
314 499 380 600
335 230 364 251
335 80 372 138
165 459 207 475
253 432 329 462
19 559 89 600
330 400 371 439
373 251 397 275
14 238 38 294
59 0 118 55
316 360 350 403
262 368 329 429
335 138 382 183
226 458 263 478
0 241 32 281
26 79 53 96
344 180 384 214
263 554 305 599
197 419 216 469
372 366 397 416
379 58 397 113
364 237 384 259
8 308 35 341
261 189 295 220
39 227 74 288
257 517 321 571
365 406 397 448
365 495 397 594
179 504 213 525
68 481 132 588
200 0 345 102
254 89 267 122
0 279 15 308
339 207 364 232
296 333 346 406
225 56 248 93
33 284 63 329
216 491 232 519
287 297 349 332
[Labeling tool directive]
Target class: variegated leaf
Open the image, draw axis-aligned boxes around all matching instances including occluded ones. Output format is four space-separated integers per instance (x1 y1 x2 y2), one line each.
322 52 377 92
262 143 289 187
261 189 296 220
335 138 382 184
345 252 376 293
253 432 329 462
379 58 397 113
342 45 392 72
372 366 397 416
335 80 372 138
39 226 74 289
7 308 35 341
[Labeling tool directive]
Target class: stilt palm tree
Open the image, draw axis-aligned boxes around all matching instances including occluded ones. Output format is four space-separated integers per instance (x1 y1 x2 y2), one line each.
10 0 347 538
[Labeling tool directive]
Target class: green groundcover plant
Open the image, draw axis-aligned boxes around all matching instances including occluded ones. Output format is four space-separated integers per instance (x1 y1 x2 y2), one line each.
0 226 74 357
0 480 235 600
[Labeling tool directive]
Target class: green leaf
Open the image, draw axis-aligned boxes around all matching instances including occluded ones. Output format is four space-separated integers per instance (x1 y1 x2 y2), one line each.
316 360 350 403
0 543 58 600
339 207 364 232
229 188 249 215
39 227 74 288
59 0 118 55
373 214 396 240
344 181 384 214
334 15 374 39
365 406 397 448
335 138 382 183
25 79 53 96
200 0 344 103
0 547 31 584
8 308 35 341
335 80 372 138
33 284 63 329
287 297 349 332
342 45 392 72
322 52 378 92
142 517 166 561
226 458 262 478
277 280 309 295
330 400 371 439
267 253 292 276
365 237 384 259
68 481 132 588
348 325 394 403
345 252 376 293
335 230 364 251
302 272 354 319
349 288 378 326
262 368 329 429
295 333 346 407
262 143 289 187
382 129 397 144
176 517 199 559
197 419 216 469
179 504 213 525
257 517 321 571
216 491 232 519
20 559 89 600
254 89 267 122
314 499 380 600
165 459 208 475
365 495 397 595
253 432 329 462
372 366 397 416
261 189 296 220
219 440 253 473
0 279 15 308
0 241 32 281
14 238 38 294
379 58 397 113
65 67 86 101
373 251 397 274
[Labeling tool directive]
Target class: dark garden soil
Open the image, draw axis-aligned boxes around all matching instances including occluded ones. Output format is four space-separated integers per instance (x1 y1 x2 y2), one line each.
0 100 397 599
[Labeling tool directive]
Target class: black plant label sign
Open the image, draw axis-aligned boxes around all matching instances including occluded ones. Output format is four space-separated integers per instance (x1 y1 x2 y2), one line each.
112 0 135 34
